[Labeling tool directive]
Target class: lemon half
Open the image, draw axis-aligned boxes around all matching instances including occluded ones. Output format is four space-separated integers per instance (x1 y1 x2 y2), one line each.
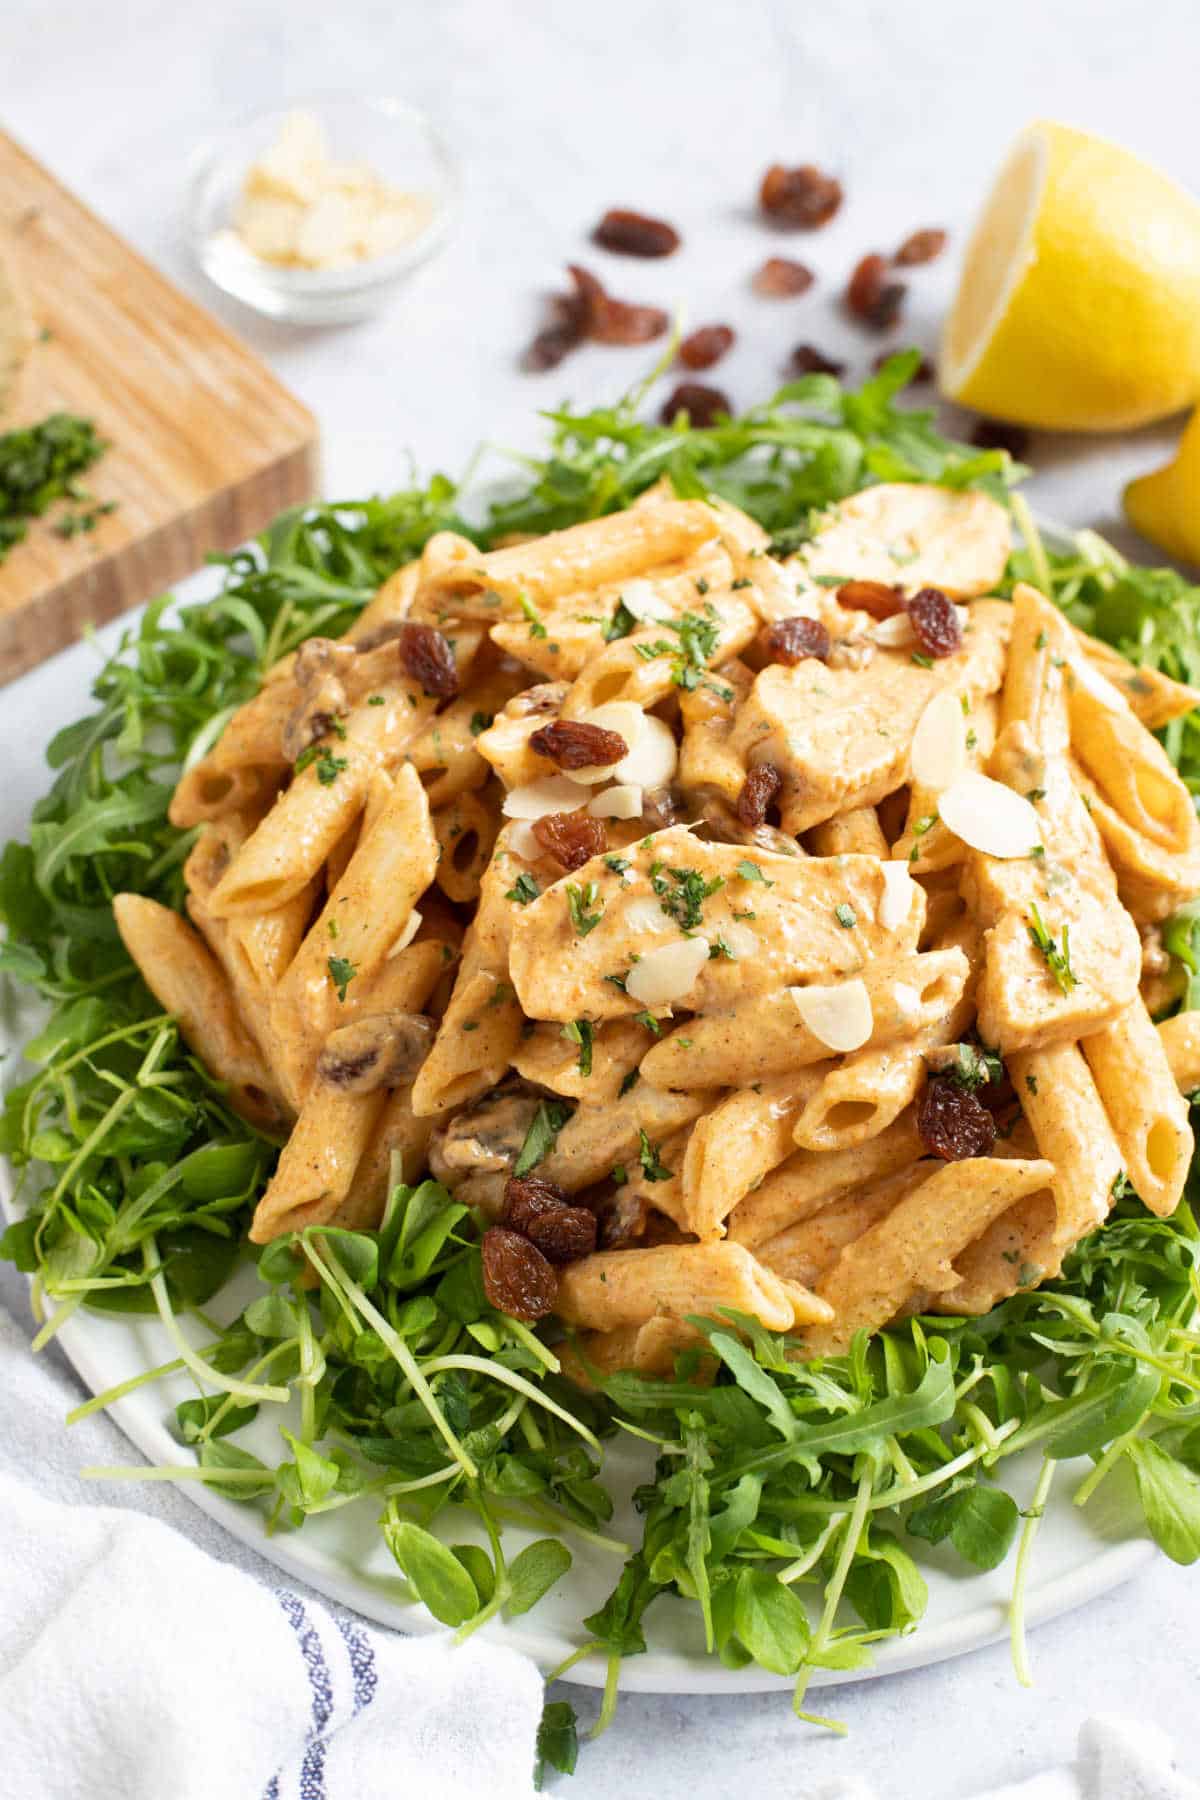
1124 406 1200 565
941 121 1200 431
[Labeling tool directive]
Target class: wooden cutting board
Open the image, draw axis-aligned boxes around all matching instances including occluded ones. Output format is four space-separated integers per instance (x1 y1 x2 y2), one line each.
0 130 320 685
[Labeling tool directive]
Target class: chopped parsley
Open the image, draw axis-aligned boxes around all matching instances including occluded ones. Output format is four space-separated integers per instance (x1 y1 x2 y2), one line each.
618 1067 640 1097
603 599 638 642
632 605 722 692
1111 1170 1134 1201
633 1009 661 1034
736 859 774 887
513 1099 573 1177
1035 629 1048 650
367 693 386 706
506 872 541 906
1025 1074 1039 1096
327 955 357 1002
835 903 857 929
610 1165 628 1186
694 576 710 596
295 744 349 785
944 1042 1004 1094
651 862 725 932
566 881 604 936
966 729 978 751
730 576 753 591
519 592 548 639
469 711 494 736
709 935 734 959
1027 902 1078 995
911 651 934 669
908 813 938 863
604 854 632 876
327 918 339 940
638 1129 672 1183
562 1019 594 1077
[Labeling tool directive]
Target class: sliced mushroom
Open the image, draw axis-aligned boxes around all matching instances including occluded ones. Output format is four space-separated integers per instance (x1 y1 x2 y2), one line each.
316 1012 435 1092
429 1078 542 1183
640 785 682 831
696 793 799 857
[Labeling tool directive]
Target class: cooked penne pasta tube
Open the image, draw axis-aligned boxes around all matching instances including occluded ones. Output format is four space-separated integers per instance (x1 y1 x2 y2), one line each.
562 592 759 718
1158 1010 1200 1094
432 786 500 905
540 1083 711 1194
512 1017 649 1105
806 806 890 859
113 894 284 1128
726 1110 924 1249
249 1080 389 1244
326 1083 434 1233
641 948 969 1090
1073 624 1200 730
1081 995 1194 1216
756 1165 927 1287
680 1068 831 1240
1007 1040 1124 1255
562 1316 714 1389
555 1241 831 1335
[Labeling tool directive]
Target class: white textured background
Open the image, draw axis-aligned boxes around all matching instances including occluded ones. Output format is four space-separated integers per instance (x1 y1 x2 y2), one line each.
3 1 1200 1794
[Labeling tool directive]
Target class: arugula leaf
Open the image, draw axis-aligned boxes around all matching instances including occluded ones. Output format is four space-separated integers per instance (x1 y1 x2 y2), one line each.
514 1100 573 1177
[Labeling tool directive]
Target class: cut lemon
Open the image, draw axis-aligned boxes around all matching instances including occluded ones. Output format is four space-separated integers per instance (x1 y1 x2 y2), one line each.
941 121 1200 431
1124 405 1200 565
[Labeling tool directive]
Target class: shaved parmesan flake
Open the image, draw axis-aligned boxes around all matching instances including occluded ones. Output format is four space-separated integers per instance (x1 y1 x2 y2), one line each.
625 937 710 1007
879 861 916 931
939 772 1043 860
587 783 644 819
502 776 588 820
791 979 873 1052
911 688 969 790
614 712 678 789
619 579 676 626
564 700 646 784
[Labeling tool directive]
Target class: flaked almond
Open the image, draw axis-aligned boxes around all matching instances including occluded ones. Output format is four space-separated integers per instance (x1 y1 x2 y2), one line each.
938 772 1043 860
563 701 646 785
587 783 644 819
507 820 542 859
502 776 589 820
911 689 968 791
625 895 673 935
879 861 916 931
791 978 873 1052
625 935 709 1007
619 579 676 626
614 712 678 789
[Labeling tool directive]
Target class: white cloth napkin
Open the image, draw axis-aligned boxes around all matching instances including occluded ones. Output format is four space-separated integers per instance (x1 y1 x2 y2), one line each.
0 1293 1195 1800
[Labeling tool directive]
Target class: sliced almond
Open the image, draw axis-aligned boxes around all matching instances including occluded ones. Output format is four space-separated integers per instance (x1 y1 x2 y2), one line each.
873 613 916 649
614 713 678 789
564 700 647 785
790 979 873 1052
502 776 588 820
879 861 917 931
938 772 1043 860
911 688 969 791
506 821 542 859
625 937 710 1007
619 579 676 626
587 783 644 819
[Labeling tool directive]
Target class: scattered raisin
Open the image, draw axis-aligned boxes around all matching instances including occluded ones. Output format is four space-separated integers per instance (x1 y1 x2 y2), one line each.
568 263 668 346
660 382 731 427
532 811 607 870
737 762 783 828
918 1075 997 1161
845 253 907 330
529 718 628 769
764 615 831 665
397 622 459 698
678 324 735 370
836 579 905 620
894 228 948 266
503 1173 569 1232
753 257 815 298
759 163 843 229
593 209 680 257
971 418 1031 459
522 318 584 372
527 1202 598 1265
481 1226 558 1321
789 344 845 378
907 587 962 659
873 350 935 382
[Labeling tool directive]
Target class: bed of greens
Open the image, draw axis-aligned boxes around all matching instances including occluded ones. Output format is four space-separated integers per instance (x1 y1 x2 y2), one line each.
2 352 1199 1786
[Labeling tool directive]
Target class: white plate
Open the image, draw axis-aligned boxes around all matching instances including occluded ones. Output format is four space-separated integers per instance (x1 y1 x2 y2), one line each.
0 553 1160 1696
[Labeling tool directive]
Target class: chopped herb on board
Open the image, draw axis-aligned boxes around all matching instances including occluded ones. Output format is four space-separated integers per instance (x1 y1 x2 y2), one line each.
0 412 111 561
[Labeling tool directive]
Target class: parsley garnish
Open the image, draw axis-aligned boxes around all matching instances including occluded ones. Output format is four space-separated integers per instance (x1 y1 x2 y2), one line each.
908 813 938 863
367 693 385 706
945 1042 1004 1094
1027 903 1078 995
506 872 541 906
730 576 753 590
651 863 725 931
610 1165 628 1186
295 745 349 785
632 605 722 691
0 413 112 562
519 592 548 638
695 576 710 596
604 854 632 876
911 651 934 669
618 1068 640 1097
469 711 494 735
603 599 638 642
513 1099 573 1177
327 955 357 1002
1026 1074 1039 1096
562 1019 594 1077
736 859 774 887
633 1009 661 1033
637 1129 672 1183
835 903 857 928
566 881 604 936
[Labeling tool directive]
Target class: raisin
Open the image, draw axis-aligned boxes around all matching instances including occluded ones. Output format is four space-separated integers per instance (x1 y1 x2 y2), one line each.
845 253 907 330
529 718 628 769
532 811 607 870
789 344 845 378
503 1175 599 1265
481 1226 558 1321
660 382 731 427
593 209 680 258
872 350 935 383
568 263 668 346
971 418 1031 459
397 622 459 698
918 1076 997 1161
753 256 815 298
678 324 735 370
521 289 588 372
736 762 783 827
759 163 843 229
764 615 831 665
836 579 905 620
895 228 947 266
907 587 963 659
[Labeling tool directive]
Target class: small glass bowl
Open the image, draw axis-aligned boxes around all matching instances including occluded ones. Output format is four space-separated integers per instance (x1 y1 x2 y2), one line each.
188 95 458 325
